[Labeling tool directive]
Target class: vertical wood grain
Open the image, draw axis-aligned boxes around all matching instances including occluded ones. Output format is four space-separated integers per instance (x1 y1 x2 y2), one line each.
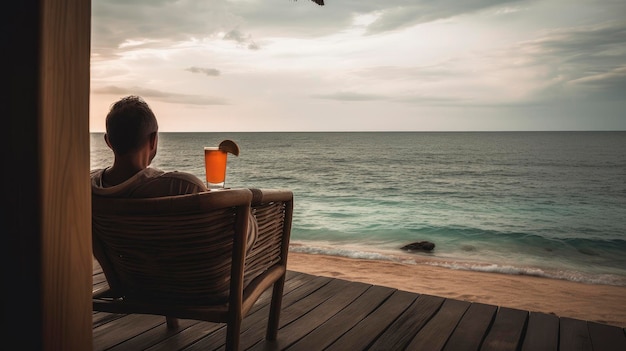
40 0 92 349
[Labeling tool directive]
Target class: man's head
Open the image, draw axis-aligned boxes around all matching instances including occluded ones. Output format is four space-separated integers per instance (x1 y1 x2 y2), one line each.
105 96 159 157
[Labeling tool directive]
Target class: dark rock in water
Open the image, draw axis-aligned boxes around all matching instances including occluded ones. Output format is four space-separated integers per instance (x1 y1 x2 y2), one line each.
401 241 435 252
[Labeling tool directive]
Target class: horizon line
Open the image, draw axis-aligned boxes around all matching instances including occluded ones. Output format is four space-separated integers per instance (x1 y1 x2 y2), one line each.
89 130 626 133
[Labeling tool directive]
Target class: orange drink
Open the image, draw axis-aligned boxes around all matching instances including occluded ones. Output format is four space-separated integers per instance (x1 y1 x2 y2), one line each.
204 147 227 189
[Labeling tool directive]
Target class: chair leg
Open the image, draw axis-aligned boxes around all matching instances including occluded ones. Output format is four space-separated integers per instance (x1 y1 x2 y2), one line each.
266 275 286 341
166 316 179 329
226 319 242 351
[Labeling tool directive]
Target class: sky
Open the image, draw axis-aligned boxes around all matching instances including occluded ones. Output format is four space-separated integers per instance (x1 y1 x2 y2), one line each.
89 0 626 132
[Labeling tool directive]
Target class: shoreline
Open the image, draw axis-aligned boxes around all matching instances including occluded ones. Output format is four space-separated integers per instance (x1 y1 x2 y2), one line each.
286 251 626 328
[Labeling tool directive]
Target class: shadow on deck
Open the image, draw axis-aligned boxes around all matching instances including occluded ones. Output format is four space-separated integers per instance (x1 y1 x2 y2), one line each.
93 262 626 350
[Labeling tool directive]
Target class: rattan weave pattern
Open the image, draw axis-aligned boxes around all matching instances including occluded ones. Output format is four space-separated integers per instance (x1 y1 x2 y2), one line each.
245 201 287 283
93 206 240 304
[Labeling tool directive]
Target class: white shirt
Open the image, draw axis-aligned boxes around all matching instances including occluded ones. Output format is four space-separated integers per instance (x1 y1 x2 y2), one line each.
90 167 207 198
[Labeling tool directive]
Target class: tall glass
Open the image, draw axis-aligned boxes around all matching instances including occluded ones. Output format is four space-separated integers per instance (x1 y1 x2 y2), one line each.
204 147 228 189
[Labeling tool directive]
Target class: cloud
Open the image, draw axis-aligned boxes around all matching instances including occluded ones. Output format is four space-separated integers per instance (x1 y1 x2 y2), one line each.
92 85 229 105
353 64 458 81
393 94 471 105
92 0 240 57
185 66 221 76
305 20 626 108
568 66 626 100
364 1 523 34
89 0 626 131
514 22 626 101
223 28 246 43
91 0 332 57
223 28 260 50
311 90 482 106
234 0 524 36
312 91 387 101
91 0 526 60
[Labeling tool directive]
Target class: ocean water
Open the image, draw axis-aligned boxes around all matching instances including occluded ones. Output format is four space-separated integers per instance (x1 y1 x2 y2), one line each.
90 132 626 286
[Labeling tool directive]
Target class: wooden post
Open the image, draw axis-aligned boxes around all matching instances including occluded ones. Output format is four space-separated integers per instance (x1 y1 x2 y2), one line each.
3 0 92 349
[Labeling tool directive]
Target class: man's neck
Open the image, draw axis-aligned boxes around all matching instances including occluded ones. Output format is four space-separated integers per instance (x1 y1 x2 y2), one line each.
103 161 146 187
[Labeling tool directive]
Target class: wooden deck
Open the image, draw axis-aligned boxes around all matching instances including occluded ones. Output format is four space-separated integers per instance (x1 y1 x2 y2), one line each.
93 262 626 351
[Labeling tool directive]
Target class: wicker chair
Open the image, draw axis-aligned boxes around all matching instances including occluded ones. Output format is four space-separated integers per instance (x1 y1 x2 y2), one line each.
91 188 293 351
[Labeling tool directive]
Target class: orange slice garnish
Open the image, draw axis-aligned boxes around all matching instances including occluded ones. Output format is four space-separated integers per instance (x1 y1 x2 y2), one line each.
218 139 240 156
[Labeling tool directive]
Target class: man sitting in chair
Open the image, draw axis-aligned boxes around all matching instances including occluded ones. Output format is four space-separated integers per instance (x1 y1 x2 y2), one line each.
91 95 206 197
91 95 256 248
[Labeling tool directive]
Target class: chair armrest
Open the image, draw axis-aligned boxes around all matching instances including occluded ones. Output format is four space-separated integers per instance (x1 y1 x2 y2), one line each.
250 188 294 206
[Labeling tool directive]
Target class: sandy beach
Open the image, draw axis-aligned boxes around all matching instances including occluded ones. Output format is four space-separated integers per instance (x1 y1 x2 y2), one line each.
287 252 626 328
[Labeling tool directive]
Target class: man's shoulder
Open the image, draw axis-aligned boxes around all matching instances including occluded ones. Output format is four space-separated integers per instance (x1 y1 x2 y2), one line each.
159 170 205 184
90 168 105 178
147 170 207 194
91 167 207 198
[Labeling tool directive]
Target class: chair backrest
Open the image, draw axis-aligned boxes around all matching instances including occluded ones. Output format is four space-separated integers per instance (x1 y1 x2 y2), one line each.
92 189 252 305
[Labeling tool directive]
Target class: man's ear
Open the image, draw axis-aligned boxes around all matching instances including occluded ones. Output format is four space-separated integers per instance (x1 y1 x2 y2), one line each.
149 132 158 149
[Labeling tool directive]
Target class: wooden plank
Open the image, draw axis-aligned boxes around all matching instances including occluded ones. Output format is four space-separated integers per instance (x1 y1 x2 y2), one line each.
108 319 202 351
559 317 592 351
247 271 311 316
92 312 126 328
521 312 559 351
145 321 223 351
325 290 418 351
93 271 107 285
368 294 446 351
248 280 372 350
588 321 626 351
40 0 93 349
443 303 497 351
158 275 331 351
89 269 325 351
287 285 395 350
281 271 314 294
480 307 528 351
90 262 621 351
183 274 336 351
93 314 167 351
93 263 109 292
286 285 395 350
256 273 334 318
236 276 344 350
406 298 471 351
267 277 347 325
93 280 108 292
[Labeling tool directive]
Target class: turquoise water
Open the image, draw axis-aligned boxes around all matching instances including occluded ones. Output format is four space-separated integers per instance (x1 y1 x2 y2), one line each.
90 132 626 286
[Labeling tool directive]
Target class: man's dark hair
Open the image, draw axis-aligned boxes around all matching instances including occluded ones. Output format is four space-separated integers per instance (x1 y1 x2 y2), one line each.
105 95 159 155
